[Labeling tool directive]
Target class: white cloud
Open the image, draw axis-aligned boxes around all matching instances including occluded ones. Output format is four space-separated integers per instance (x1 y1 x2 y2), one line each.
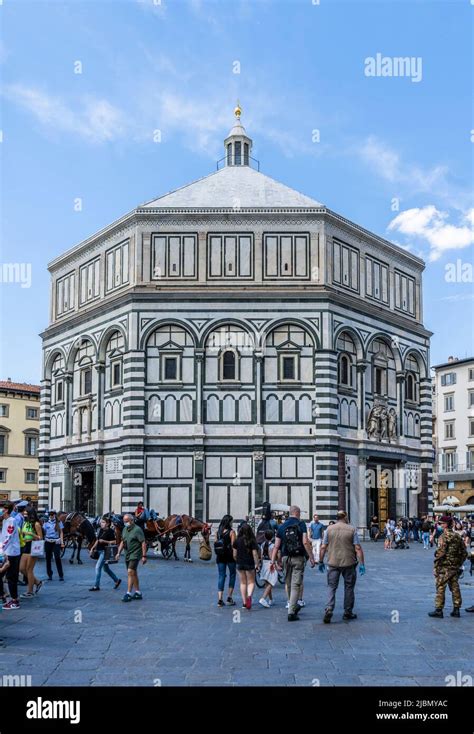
388 205 474 261
3 84 126 143
358 135 471 211
135 0 167 17
440 293 474 303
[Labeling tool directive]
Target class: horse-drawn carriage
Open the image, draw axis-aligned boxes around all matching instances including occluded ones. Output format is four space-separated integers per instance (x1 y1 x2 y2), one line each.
57 510 211 564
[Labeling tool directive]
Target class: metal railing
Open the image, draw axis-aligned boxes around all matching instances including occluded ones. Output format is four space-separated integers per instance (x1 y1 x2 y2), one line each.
216 155 260 171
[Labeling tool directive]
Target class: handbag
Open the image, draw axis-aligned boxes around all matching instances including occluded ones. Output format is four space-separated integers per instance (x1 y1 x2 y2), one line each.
31 540 45 558
90 549 100 560
104 544 118 564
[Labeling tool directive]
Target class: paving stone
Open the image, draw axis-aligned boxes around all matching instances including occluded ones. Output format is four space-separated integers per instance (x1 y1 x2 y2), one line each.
2 543 470 687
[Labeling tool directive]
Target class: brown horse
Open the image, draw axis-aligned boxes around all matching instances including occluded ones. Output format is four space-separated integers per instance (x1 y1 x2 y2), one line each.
162 514 211 562
59 511 97 564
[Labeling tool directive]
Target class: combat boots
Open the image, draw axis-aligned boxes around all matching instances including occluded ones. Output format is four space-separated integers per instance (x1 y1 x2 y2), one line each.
450 607 461 617
428 608 444 618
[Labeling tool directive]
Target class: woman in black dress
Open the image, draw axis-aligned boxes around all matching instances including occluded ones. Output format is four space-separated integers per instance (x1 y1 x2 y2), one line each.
233 523 260 610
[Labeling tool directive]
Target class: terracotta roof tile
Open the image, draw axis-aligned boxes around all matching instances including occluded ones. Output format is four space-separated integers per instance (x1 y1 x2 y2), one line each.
0 381 41 394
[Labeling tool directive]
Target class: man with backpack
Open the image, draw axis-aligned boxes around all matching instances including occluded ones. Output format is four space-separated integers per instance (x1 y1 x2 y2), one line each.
428 515 468 618
319 510 365 624
270 505 315 621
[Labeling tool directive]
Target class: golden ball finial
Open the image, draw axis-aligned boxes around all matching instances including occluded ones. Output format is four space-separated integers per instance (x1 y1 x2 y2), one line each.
234 102 242 119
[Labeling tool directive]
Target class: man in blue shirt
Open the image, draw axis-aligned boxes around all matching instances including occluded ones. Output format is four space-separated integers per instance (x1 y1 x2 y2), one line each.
308 513 326 563
271 506 316 621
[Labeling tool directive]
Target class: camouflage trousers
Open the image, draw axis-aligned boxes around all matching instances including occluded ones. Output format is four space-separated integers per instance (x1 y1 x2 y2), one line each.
434 567 462 609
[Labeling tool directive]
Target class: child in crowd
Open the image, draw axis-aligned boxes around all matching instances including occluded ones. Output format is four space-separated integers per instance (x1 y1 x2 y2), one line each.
258 530 278 608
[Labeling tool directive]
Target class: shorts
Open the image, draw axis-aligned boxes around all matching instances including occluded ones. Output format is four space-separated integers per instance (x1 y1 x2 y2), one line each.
21 542 32 554
237 564 255 572
126 558 139 571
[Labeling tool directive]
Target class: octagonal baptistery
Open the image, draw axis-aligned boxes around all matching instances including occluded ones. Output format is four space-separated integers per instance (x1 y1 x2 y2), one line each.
39 107 433 534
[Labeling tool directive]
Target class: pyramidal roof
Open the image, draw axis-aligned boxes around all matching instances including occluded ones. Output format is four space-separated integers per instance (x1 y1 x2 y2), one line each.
141 165 324 209
141 105 323 210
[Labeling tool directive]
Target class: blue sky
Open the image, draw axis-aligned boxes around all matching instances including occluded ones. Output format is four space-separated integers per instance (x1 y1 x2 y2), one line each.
1 0 473 383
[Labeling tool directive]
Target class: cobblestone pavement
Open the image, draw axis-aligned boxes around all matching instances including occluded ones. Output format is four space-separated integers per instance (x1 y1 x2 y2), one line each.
1 541 473 687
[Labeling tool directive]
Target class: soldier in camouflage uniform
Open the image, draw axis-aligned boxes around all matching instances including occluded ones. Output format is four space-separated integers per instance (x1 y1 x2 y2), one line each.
428 515 468 618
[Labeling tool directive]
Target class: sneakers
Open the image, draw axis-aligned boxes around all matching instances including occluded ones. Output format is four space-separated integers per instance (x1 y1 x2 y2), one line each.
2 600 20 610
35 581 43 594
122 592 133 603
287 600 304 609
217 599 225 607
323 609 333 624
114 579 122 590
288 613 300 621
89 587 100 592
226 597 236 606
245 596 252 610
132 591 142 600
428 608 444 618
259 598 271 608
20 592 34 599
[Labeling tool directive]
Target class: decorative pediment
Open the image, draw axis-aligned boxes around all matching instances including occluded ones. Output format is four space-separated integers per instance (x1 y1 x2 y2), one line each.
277 340 301 351
159 340 184 351
107 348 123 359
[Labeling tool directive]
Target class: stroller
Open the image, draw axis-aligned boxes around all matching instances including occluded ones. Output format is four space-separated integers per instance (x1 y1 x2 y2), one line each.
393 527 409 549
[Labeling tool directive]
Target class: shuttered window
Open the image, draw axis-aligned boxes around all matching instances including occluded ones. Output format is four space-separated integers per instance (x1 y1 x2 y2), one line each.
207 234 254 279
263 233 309 279
151 234 198 280
332 240 359 291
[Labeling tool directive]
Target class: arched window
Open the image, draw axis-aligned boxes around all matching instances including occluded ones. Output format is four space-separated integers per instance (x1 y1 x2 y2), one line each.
222 350 237 381
405 355 420 404
105 331 125 391
227 143 232 166
370 339 392 397
81 366 92 396
244 142 249 165
339 354 351 386
73 339 95 400
336 332 356 389
51 354 65 405
234 141 241 165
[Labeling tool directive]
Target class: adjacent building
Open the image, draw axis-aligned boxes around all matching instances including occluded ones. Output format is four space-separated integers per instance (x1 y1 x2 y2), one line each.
39 107 433 532
432 356 474 507
0 379 41 503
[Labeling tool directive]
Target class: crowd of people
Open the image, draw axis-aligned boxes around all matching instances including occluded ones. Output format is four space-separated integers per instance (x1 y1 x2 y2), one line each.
214 507 366 622
369 513 472 551
1 498 473 640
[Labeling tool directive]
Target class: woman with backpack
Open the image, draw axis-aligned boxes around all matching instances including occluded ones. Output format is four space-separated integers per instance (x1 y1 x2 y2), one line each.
233 523 260 610
214 514 236 607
